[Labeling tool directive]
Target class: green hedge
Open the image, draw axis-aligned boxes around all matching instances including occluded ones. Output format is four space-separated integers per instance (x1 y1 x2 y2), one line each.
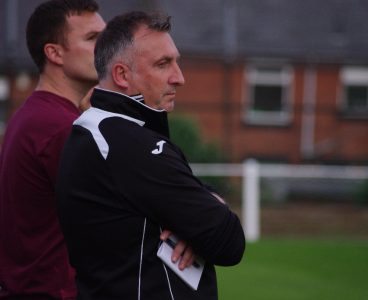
169 114 235 199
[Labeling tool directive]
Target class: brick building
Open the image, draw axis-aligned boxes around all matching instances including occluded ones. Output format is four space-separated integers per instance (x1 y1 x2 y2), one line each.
1 0 367 164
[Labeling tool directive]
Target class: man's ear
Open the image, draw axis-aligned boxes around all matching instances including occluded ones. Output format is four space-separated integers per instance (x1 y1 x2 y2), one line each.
44 43 63 65
112 63 129 89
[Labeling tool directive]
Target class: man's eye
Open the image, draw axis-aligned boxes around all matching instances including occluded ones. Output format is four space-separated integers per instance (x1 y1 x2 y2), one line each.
87 34 98 41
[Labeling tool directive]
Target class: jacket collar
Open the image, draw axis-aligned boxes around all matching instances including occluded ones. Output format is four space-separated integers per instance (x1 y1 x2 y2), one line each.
90 87 170 138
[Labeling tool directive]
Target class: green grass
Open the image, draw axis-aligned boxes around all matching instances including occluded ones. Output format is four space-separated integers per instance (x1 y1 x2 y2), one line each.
216 238 368 300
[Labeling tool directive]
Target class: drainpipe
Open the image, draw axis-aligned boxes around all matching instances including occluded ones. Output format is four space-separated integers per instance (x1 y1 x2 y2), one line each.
222 0 237 159
300 65 317 160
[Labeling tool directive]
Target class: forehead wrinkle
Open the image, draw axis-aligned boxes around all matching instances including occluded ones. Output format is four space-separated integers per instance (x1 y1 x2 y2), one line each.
131 27 180 65
133 25 154 41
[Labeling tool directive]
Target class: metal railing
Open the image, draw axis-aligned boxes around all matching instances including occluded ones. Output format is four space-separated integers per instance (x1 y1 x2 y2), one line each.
191 160 368 242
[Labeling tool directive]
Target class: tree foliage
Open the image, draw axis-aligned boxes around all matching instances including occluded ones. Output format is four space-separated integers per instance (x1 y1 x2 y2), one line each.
169 114 235 199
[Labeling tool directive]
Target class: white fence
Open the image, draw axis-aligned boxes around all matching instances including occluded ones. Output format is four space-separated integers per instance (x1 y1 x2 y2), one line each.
191 160 368 242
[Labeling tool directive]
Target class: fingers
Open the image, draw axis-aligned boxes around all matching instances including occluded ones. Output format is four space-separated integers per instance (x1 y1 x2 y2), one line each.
171 240 186 265
178 245 195 270
172 240 195 271
160 231 196 270
160 229 172 241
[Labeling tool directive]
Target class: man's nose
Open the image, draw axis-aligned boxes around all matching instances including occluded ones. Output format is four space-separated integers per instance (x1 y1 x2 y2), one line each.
169 63 185 86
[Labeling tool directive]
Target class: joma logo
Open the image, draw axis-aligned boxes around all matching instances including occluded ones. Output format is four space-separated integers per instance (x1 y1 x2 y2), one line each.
151 140 166 155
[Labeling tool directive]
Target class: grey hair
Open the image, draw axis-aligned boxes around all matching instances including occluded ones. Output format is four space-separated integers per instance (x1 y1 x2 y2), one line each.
94 11 171 80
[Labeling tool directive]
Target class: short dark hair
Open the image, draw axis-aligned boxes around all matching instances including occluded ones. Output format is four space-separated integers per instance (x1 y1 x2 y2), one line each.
94 11 171 80
26 0 99 73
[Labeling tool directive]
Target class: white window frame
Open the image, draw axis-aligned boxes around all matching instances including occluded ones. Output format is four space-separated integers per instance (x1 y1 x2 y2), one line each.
0 76 10 101
244 65 293 126
0 75 10 135
340 67 368 117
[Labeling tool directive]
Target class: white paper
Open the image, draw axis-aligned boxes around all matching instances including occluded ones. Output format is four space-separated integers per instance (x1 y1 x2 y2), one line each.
157 238 205 290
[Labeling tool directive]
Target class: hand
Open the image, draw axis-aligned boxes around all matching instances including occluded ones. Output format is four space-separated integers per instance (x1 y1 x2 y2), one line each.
160 230 195 271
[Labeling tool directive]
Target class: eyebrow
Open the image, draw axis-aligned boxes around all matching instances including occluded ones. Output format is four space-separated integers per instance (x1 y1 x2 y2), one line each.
85 30 101 37
156 54 181 63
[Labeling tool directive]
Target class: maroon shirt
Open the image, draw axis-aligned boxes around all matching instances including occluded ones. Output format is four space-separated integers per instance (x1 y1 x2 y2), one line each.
0 91 80 299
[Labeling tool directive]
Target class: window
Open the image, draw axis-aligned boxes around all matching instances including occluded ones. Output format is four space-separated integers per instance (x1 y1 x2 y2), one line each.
244 66 293 125
341 67 368 118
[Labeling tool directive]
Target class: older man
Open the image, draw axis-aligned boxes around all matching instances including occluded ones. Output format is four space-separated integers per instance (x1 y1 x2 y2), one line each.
57 11 245 300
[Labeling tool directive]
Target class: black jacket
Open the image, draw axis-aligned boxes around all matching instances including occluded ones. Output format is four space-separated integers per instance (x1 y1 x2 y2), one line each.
56 88 245 300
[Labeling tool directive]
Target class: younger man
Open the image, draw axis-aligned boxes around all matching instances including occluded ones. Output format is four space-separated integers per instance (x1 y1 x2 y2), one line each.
0 1 105 298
